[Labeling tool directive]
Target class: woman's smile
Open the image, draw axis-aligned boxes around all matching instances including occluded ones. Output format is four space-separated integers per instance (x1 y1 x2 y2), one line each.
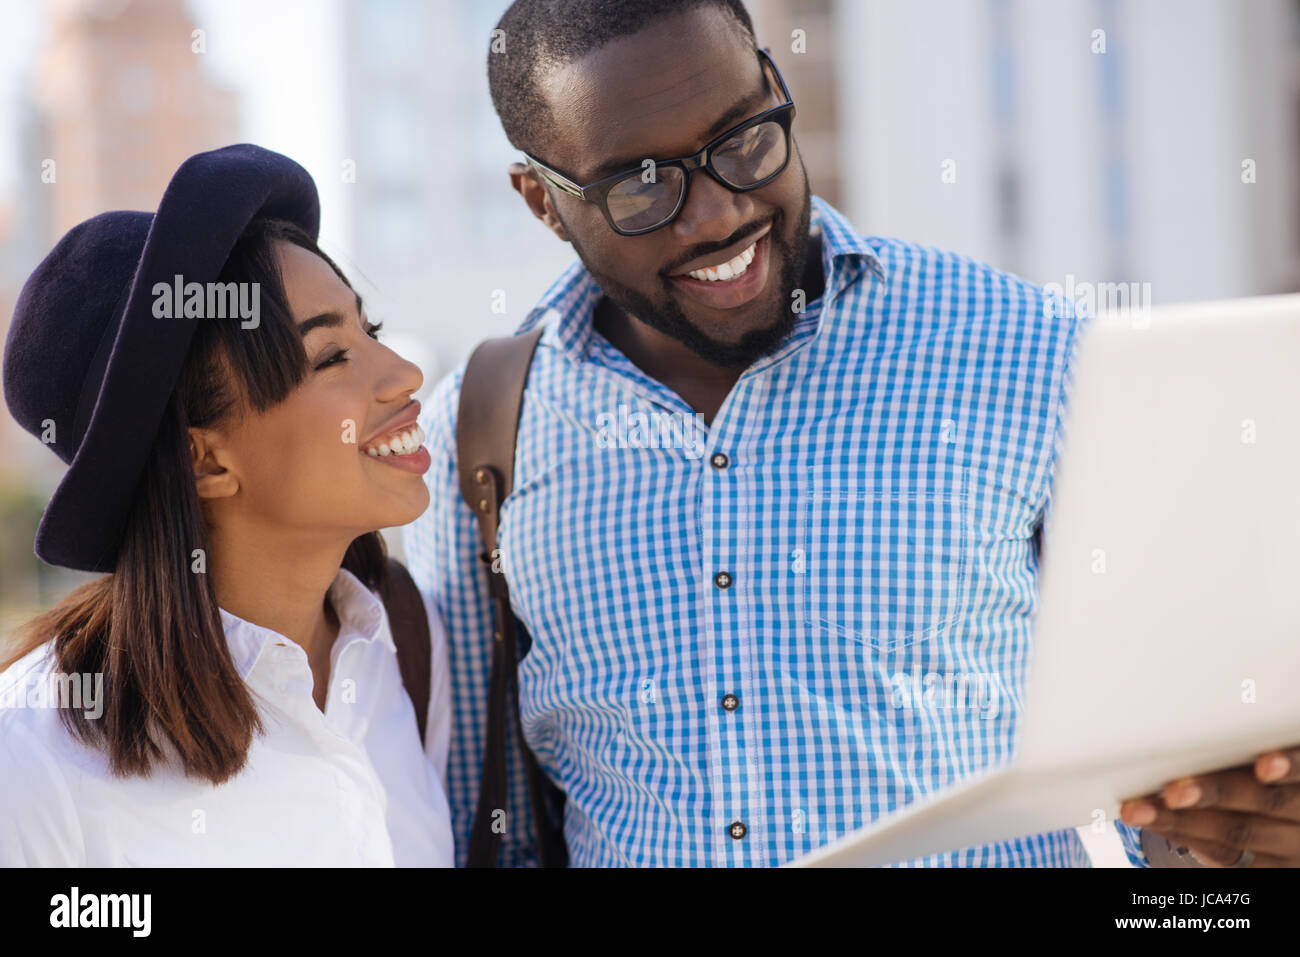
359 400 431 474
364 437 431 474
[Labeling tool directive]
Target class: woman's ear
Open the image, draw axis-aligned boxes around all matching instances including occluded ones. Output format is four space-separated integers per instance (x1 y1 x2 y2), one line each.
188 427 239 499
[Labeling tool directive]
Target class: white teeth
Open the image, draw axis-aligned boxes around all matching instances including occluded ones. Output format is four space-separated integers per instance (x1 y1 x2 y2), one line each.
686 240 757 282
364 424 425 457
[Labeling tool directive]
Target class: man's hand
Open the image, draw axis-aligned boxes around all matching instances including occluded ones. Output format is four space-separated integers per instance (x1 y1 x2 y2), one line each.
1119 747 1300 867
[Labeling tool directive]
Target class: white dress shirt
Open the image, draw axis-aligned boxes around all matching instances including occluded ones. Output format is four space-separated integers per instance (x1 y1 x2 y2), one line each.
0 567 453 866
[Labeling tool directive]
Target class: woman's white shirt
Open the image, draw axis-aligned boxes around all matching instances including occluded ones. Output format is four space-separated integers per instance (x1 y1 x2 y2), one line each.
0 567 453 867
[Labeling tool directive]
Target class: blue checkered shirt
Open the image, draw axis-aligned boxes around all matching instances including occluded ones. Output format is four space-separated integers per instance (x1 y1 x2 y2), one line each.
406 196 1149 867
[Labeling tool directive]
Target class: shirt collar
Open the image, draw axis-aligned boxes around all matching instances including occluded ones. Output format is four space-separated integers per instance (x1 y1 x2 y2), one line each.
808 193 887 299
219 566 396 680
515 195 886 358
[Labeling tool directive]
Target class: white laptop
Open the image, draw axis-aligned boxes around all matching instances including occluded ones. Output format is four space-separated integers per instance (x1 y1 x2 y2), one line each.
790 293 1300 867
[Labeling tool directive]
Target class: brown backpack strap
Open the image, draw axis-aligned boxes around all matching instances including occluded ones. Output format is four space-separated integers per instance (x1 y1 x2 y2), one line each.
456 325 566 868
456 329 542 558
379 557 431 744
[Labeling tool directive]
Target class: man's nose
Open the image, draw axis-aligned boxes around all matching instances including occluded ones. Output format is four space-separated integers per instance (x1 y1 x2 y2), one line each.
670 168 753 244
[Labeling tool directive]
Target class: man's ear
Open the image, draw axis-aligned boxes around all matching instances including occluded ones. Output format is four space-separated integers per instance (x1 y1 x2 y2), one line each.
188 427 239 500
508 162 570 243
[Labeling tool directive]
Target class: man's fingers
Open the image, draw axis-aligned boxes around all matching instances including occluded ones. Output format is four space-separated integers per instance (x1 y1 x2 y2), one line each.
1176 836 1287 868
1255 748 1300 785
1162 768 1300 819
1124 801 1300 859
1118 744 1300 866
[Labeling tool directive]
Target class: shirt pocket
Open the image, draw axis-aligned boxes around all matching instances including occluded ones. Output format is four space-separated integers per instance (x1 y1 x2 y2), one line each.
800 464 971 653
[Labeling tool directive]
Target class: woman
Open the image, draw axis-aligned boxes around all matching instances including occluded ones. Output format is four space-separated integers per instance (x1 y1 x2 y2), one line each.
0 144 452 866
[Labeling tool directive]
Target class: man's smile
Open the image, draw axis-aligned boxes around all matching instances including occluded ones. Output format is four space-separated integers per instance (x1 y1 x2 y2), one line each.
667 227 773 310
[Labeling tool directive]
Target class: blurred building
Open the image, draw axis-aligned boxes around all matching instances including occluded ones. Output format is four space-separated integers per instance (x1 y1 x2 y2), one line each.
0 0 241 618
34 0 239 237
340 0 576 383
832 0 1300 302
748 0 844 211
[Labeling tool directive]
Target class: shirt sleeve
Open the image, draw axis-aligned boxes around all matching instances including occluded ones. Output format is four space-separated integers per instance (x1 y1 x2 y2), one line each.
1037 287 1090 525
0 718 86 866
1115 821 1150 867
404 363 541 868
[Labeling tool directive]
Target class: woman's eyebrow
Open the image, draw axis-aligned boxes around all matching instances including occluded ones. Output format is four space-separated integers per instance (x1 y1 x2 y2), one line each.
297 290 364 336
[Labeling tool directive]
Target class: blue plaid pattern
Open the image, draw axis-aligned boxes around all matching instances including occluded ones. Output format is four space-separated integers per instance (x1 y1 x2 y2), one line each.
405 195 1149 867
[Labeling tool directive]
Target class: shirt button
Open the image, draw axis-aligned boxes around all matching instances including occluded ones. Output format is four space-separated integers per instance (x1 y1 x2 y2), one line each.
710 452 729 469
721 693 739 712
729 821 748 840
713 571 732 590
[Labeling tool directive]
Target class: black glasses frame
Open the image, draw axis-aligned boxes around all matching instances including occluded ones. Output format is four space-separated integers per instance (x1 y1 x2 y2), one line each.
524 47 796 236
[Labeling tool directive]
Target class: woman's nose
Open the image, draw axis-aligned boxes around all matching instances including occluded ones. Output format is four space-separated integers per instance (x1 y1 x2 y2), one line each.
375 344 424 402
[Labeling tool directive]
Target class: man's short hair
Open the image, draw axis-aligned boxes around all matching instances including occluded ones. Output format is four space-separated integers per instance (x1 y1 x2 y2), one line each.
487 0 758 161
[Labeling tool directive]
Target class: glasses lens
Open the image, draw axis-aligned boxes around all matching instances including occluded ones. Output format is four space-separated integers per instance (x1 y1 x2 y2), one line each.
606 165 685 233
710 120 788 188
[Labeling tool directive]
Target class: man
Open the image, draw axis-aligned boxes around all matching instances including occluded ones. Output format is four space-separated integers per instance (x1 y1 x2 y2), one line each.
406 0 1300 867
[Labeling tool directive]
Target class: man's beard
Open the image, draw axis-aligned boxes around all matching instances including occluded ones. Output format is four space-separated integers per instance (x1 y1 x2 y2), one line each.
571 187 813 371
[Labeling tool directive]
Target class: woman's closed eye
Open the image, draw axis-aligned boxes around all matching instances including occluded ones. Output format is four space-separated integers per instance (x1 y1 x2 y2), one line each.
313 320 384 370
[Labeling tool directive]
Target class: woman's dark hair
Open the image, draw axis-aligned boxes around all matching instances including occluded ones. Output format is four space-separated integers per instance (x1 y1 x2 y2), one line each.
1 217 388 784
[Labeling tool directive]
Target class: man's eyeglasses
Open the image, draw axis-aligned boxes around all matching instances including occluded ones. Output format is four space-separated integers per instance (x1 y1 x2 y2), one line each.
524 47 796 237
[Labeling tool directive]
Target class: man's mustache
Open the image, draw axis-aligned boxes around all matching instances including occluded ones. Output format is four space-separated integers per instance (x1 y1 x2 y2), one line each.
661 213 779 277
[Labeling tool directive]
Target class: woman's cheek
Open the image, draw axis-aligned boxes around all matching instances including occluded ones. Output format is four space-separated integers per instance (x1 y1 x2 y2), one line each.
269 423 339 503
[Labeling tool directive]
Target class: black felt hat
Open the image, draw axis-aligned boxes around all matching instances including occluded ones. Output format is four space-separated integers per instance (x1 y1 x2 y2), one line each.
2 143 320 572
